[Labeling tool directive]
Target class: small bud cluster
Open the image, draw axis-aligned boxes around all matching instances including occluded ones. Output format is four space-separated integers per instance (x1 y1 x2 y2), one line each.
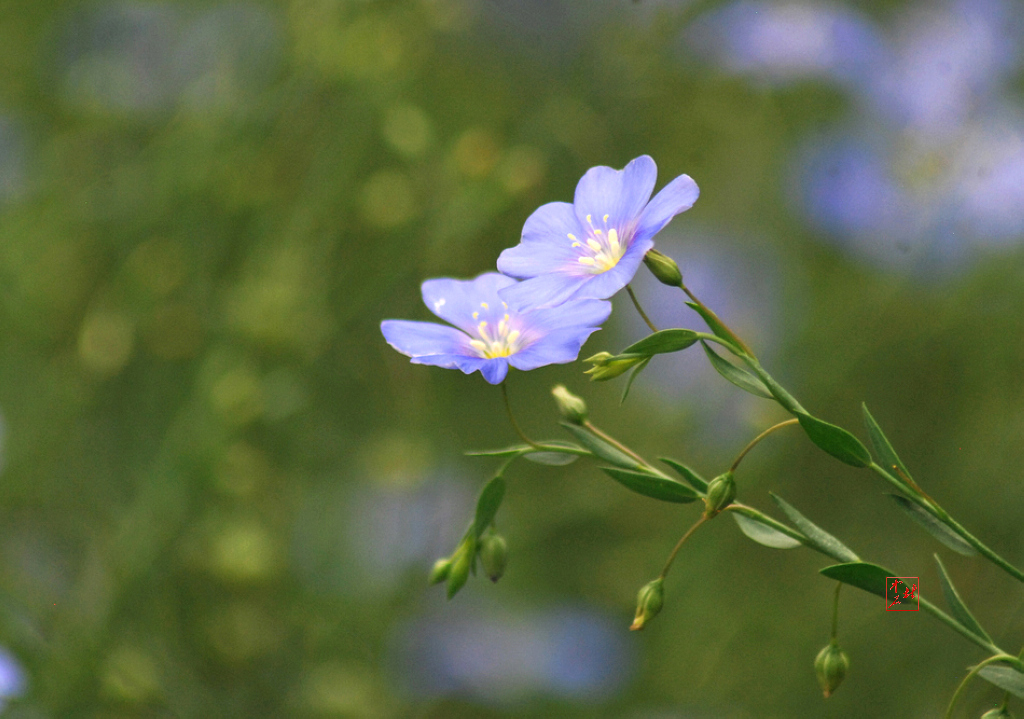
429 530 509 599
583 352 645 381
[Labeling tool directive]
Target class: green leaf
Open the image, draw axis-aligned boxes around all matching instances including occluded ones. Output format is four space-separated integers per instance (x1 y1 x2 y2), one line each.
979 665 1024 699
560 423 641 469
861 403 912 481
888 495 977 555
732 512 802 549
819 561 893 598
659 458 708 492
622 329 701 357
685 301 742 353
465 445 530 458
599 467 701 504
523 452 579 466
796 413 872 468
472 476 506 538
934 554 992 643
700 342 773 399
770 494 860 563
620 357 651 405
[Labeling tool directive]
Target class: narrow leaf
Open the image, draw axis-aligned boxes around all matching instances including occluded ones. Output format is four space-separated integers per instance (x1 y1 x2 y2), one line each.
659 458 708 492
732 512 802 549
472 476 506 538
560 423 641 469
599 467 701 504
771 494 860 563
796 413 872 468
523 452 579 466
685 301 742 353
700 341 773 399
465 445 530 458
819 562 893 598
861 403 912 480
889 495 977 556
620 357 651 405
934 554 992 643
979 665 1024 699
622 329 701 357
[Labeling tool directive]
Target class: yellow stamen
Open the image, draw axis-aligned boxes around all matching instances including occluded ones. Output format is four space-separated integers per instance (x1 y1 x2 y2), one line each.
586 214 592 224
506 330 520 345
608 228 620 252
480 302 489 309
568 233 577 241
579 257 596 265
472 311 479 320
469 339 487 353
602 214 609 223
571 241 581 248
586 238 602 252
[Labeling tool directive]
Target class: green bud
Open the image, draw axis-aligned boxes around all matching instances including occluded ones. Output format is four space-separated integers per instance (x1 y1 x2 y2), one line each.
629 577 664 631
584 352 645 381
551 384 588 425
643 249 683 287
478 532 508 582
981 707 1013 719
446 540 473 600
703 471 736 518
814 641 849 698
428 558 451 586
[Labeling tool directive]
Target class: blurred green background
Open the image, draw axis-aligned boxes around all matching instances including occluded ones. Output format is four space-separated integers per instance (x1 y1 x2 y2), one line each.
0 0 1023 716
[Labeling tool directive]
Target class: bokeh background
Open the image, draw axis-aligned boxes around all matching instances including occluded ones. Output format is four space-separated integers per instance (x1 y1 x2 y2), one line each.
0 0 1022 716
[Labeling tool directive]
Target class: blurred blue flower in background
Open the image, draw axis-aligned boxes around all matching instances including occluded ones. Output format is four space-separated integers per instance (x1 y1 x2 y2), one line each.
0 647 27 711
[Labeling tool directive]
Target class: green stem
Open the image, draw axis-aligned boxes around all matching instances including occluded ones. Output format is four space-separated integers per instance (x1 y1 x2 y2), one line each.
830 581 842 641
626 284 658 333
659 515 708 580
501 381 540 449
730 418 800 472
944 654 1020 719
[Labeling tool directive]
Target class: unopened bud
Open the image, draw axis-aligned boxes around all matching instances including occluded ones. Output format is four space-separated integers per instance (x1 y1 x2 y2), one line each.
630 577 664 631
814 641 849 698
428 558 451 586
703 471 736 518
479 532 508 582
643 249 683 287
584 352 644 381
551 384 588 425
981 707 1013 719
446 540 473 600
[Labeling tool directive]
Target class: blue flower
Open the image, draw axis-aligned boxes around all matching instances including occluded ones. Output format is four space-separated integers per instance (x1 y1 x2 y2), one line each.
497 156 699 309
381 273 611 384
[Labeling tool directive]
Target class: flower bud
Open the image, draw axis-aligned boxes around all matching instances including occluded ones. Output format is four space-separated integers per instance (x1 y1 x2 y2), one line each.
643 249 683 287
629 577 664 631
551 385 588 425
584 352 645 381
428 557 451 586
478 532 508 583
703 471 736 518
981 707 1013 719
446 541 473 600
814 641 849 698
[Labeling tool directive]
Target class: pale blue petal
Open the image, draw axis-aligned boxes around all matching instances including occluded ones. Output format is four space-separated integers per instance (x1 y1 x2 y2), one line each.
480 358 510 384
498 273 589 312
409 353 494 380
574 156 656 231
422 273 516 333
635 173 700 243
573 237 654 300
381 320 472 357
524 299 611 333
498 202 583 278
509 327 603 370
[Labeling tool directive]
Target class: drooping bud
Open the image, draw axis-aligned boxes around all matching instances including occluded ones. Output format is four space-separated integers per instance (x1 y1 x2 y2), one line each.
446 540 474 600
428 557 451 586
629 577 664 631
703 471 736 518
981 707 1013 719
643 249 683 287
478 532 508 582
551 385 588 425
584 352 645 381
814 641 849 698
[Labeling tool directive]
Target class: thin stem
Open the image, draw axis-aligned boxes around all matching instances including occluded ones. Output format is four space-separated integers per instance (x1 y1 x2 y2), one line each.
582 420 652 469
626 284 658 333
500 381 540 449
944 654 1019 719
831 581 842 641
730 418 800 472
659 515 708 579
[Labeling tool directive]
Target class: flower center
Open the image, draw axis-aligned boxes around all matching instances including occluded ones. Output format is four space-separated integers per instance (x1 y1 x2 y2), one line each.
468 304 523 358
570 213 626 274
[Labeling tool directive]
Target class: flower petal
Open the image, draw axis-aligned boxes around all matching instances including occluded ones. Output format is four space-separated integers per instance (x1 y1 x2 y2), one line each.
498 272 590 312
574 155 657 231
524 299 612 333
381 320 472 357
409 353 486 372
421 273 517 333
497 202 583 279
635 173 700 243
508 327 604 371
479 358 510 384
571 236 654 301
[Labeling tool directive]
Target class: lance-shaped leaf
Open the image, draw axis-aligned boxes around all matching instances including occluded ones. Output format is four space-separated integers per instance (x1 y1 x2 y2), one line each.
465 445 531 458
979 665 1024 699
700 341 773 399
472 476 506 538
861 403 912 480
560 423 642 469
620 357 651 405
732 511 803 549
819 561 892 598
523 452 579 466
621 329 701 357
934 554 992 643
685 301 745 355
659 458 708 493
889 495 977 556
771 494 860 563
600 467 701 504
796 413 871 468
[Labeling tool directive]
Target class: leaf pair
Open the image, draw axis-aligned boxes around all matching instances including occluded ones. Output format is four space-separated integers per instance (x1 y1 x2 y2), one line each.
728 495 859 564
